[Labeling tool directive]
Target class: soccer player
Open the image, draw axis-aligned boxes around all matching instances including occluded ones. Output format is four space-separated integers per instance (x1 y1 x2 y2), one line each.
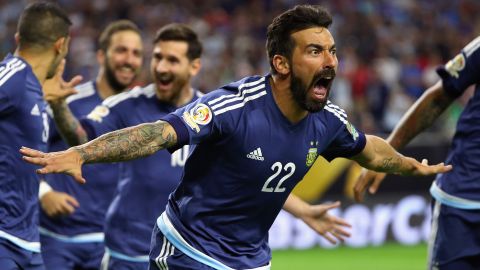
354 37 480 269
38 20 143 270
21 5 452 270
45 23 203 270
0 2 73 269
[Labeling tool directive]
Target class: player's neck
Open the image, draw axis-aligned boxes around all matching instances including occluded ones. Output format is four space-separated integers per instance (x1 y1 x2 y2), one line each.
95 73 124 100
270 75 308 124
160 85 194 107
15 49 52 84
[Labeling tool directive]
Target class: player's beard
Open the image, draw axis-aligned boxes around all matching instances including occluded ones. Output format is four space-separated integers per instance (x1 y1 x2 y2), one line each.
105 60 137 94
155 72 190 103
289 68 335 112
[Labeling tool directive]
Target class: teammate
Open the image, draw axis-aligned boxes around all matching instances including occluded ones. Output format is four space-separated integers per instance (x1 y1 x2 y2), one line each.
21 5 452 270
39 20 143 270
0 2 73 269
354 37 480 269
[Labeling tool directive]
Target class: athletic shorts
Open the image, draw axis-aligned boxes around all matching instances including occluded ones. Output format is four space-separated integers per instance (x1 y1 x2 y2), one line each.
40 234 104 270
428 200 480 270
0 238 44 270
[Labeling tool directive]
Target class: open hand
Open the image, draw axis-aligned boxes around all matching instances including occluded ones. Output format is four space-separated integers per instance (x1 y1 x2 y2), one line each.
43 59 83 103
20 147 86 184
301 201 351 244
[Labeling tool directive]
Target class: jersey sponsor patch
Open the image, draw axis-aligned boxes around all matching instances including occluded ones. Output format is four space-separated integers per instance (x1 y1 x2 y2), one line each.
190 103 212 125
87 105 110 123
445 53 465 78
346 122 359 141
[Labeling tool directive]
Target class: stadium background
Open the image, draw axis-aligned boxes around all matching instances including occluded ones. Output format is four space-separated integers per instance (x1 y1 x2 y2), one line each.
1 0 479 269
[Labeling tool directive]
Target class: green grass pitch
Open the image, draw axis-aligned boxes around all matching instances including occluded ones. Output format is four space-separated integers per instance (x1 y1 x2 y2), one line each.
271 243 427 270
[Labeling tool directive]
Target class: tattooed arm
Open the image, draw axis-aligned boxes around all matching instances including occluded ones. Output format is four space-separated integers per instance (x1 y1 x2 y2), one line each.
49 100 89 146
21 120 177 184
42 60 87 146
353 81 455 201
350 135 451 176
387 81 455 149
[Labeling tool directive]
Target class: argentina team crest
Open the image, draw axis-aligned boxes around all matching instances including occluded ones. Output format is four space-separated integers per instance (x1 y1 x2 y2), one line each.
87 105 110 123
306 141 318 167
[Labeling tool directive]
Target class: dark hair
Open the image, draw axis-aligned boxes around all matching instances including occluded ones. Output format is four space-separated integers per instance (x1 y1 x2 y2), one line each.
266 5 333 74
153 23 202 60
98 19 141 52
17 1 72 50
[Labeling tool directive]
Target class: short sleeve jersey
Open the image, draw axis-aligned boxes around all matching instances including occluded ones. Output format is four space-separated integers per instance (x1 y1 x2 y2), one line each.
434 36 480 202
0 54 47 250
161 74 366 268
81 84 199 257
40 81 119 236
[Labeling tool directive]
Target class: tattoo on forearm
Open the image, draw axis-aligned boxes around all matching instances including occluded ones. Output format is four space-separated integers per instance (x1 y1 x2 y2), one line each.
380 157 402 172
73 121 176 163
50 101 88 146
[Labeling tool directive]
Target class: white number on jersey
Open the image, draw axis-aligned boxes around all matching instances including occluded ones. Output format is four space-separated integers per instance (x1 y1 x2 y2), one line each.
262 162 296 192
42 112 49 143
171 145 190 167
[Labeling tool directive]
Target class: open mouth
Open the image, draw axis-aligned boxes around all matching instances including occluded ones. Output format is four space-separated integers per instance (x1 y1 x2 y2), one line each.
311 76 334 100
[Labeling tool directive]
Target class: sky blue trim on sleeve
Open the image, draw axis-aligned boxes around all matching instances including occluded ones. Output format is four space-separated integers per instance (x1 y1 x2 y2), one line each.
430 181 480 209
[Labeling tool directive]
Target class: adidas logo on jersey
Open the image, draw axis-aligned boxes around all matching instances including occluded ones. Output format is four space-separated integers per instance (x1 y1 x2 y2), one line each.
247 147 264 161
30 104 40 116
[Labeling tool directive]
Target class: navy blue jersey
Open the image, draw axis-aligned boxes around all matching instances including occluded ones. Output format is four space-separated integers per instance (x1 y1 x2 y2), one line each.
40 81 119 238
81 84 198 259
0 54 48 252
432 36 480 208
160 74 366 269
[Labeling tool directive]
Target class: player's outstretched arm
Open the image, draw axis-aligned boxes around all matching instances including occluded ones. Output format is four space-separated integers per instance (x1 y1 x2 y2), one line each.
283 194 351 244
353 81 455 202
21 120 177 184
351 134 452 193
43 59 87 146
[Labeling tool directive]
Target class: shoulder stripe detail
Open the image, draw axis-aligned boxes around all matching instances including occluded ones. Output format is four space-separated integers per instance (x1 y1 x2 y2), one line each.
207 77 265 105
326 104 347 118
0 60 26 87
0 58 20 75
102 84 155 107
210 84 265 110
66 81 96 104
213 90 267 116
464 36 480 57
324 106 348 124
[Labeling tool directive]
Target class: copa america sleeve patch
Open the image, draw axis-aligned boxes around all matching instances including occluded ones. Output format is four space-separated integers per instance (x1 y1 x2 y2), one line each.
445 53 465 78
87 105 110 123
190 103 212 125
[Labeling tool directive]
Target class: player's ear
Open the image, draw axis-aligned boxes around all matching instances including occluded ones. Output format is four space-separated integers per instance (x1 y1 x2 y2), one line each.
272 55 290 75
96 49 106 66
14 33 20 46
54 37 69 54
189 58 201 77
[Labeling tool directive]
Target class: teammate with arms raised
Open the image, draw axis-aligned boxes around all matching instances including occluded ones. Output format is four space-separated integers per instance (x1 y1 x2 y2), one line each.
21 5 452 269
39 20 143 270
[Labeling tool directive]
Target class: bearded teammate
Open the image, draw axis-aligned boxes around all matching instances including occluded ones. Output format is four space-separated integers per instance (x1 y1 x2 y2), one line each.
39 20 143 270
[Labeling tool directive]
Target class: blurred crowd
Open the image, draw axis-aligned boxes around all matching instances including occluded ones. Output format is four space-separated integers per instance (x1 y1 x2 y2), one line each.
1 0 478 135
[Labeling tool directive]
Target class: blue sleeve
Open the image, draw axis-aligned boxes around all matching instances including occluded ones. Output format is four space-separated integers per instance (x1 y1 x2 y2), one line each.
437 37 480 98
321 105 367 161
160 90 235 151
80 103 123 140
